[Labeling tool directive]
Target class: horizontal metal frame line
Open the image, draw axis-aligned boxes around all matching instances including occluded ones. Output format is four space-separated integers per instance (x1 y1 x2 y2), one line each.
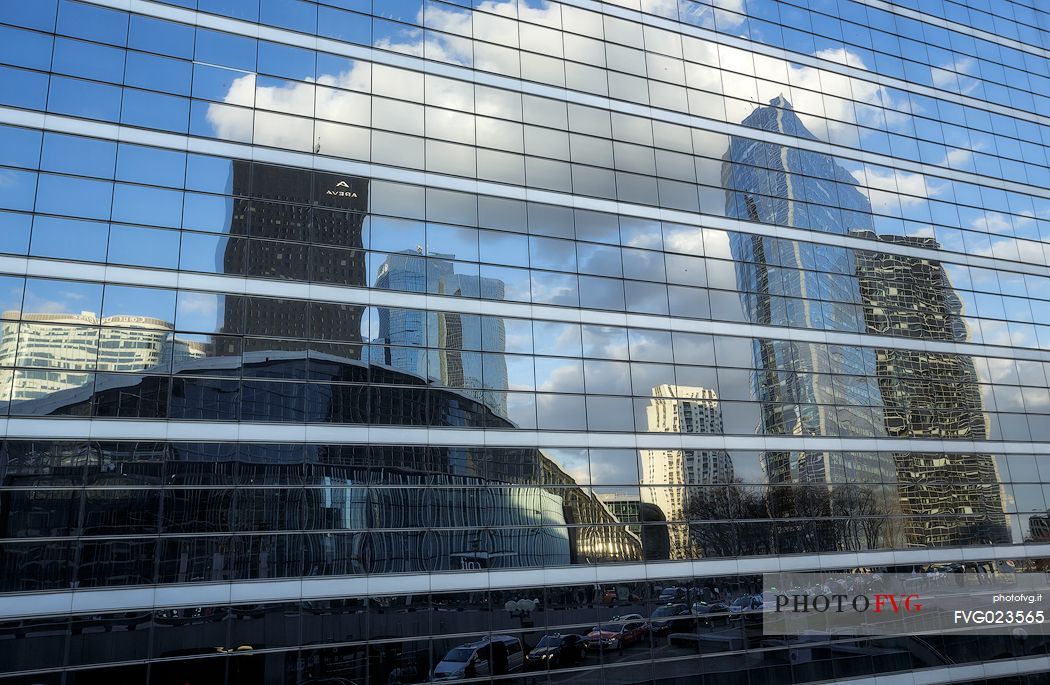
851 0 1050 60
1 418 1047 454
1 117 1047 362
73 0 1050 197
5 103 1050 287
832 655 1050 685
2 245 1050 367
1 543 1047 618
574 0 1050 127
2 655 1049 685
584 0 1050 118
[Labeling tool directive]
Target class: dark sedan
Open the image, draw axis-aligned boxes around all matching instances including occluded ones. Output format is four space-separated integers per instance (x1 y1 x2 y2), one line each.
649 604 694 635
524 634 586 669
692 600 731 627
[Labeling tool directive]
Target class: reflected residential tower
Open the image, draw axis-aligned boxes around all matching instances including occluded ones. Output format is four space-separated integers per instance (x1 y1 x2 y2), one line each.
853 233 1010 546
640 384 732 558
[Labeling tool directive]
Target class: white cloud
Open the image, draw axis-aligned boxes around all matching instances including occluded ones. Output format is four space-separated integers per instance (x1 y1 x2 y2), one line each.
176 293 219 319
198 0 962 236
857 166 929 207
945 147 974 169
536 362 582 392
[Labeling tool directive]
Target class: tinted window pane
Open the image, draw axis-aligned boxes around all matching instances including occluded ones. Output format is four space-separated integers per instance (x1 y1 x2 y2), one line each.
40 133 116 179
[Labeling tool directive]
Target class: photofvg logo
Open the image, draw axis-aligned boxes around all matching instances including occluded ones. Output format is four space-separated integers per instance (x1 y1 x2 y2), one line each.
763 571 1050 636
775 593 922 614
762 574 934 636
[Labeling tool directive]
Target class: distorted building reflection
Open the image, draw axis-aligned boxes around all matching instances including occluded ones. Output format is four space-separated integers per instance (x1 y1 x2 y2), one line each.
724 97 1009 551
0 311 206 402
854 233 1010 546
0 162 646 579
1027 511 1050 542
723 98 884 457
0 377 642 577
724 98 885 504
540 459 643 564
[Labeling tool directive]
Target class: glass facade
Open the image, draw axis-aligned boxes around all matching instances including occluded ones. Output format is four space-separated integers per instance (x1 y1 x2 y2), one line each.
1 0 1050 683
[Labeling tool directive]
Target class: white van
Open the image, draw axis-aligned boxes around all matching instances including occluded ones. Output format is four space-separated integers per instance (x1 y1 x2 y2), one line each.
431 635 524 681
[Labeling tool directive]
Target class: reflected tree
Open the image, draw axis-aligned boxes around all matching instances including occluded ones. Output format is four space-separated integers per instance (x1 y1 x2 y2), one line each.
685 481 894 558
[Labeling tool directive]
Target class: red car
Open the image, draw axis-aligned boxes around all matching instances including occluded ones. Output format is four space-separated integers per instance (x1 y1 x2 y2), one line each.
583 620 648 652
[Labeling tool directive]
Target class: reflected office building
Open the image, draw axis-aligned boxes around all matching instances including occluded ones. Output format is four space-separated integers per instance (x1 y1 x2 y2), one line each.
0 311 206 402
725 98 1009 548
372 251 509 418
724 97 885 485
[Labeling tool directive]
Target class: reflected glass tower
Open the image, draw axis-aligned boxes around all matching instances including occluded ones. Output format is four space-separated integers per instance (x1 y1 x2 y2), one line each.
373 252 509 417
726 99 1009 547
725 98 884 486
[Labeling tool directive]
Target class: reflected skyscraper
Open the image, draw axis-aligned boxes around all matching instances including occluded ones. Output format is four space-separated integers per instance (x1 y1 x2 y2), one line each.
373 251 509 418
724 97 883 484
726 99 1008 548
222 165 368 343
640 384 731 558
853 233 1009 546
725 96 875 234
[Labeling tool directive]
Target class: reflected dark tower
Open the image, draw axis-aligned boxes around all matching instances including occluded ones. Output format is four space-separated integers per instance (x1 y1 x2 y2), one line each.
852 233 1010 547
723 97 882 483
222 163 368 343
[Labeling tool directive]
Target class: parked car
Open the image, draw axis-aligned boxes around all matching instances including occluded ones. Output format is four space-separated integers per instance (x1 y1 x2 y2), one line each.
524 634 586 669
649 604 694 635
657 587 686 603
584 620 648 652
728 595 774 624
431 635 524 681
691 600 731 627
612 613 647 624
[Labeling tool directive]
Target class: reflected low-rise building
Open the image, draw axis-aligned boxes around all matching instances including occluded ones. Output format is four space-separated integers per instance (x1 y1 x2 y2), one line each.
0 311 205 402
